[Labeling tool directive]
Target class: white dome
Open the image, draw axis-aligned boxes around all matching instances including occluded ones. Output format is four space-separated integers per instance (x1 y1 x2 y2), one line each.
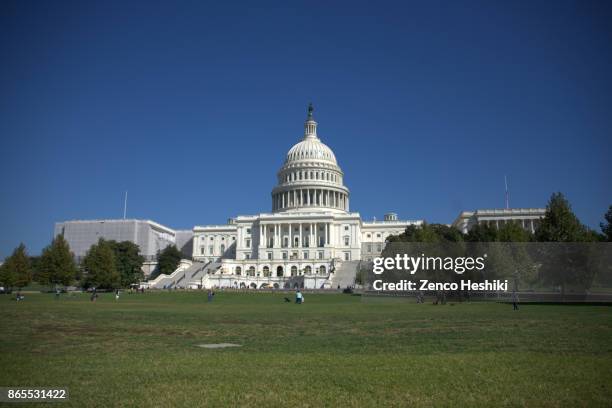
286 138 337 165
271 104 350 214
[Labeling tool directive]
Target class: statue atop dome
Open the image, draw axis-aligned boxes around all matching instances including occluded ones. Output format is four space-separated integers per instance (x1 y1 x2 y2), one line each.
307 102 314 120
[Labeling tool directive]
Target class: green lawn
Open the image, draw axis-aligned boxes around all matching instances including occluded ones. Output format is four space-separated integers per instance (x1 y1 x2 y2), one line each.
0 292 611 407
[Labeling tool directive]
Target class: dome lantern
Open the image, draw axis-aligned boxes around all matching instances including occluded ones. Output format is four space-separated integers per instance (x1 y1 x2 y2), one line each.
304 102 317 139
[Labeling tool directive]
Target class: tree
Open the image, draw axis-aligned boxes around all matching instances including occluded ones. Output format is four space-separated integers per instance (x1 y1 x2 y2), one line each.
82 239 120 289
153 245 182 278
497 221 533 242
536 192 588 242
38 235 79 287
600 205 612 242
108 241 145 287
0 244 32 290
535 193 599 294
29 256 41 282
465 223 499 242
388 223 463 243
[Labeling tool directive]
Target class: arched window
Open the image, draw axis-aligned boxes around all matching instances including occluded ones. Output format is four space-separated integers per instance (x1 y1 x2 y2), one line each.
276 266 284 277
248 266 255 276
235 266 242 276
291 266 298 276
263 266 270 277
319 265 326 274
304 265 312 275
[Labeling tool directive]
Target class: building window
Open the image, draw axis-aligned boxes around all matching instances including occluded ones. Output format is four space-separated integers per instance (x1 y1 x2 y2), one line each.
210 237 214 241
221 237 225 241
376 243 382 252
220 244 225 254
291 266 298 276
377 233 381 238
344 252 350 261
263 266 270 277
318 251 323 259
303 251 309 259
235 266 242 275
304 265 312 274
245 253 251 259
247 266 255 276
367 233 371 238
344 236 349 246
282 252 288 260
319 265 326 274
267 252 272 260
367 244 372 252
208 245 213 255
344 226 349 231
246 239 251 248
246 228 251 234
200 247 205 255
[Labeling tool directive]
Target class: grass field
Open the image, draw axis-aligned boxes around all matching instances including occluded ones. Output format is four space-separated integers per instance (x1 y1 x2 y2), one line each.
1 292 611 407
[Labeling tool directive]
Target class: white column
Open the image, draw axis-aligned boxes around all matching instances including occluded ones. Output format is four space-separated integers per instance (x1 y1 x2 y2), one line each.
325 223 328 246
311 223 314 247
275 224 279 248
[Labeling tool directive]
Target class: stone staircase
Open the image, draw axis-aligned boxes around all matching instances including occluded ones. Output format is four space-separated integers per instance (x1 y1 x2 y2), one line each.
330 260 360 288
146 260 208 289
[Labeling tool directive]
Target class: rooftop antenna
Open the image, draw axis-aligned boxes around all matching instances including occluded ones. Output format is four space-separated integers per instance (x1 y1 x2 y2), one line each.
123 190 128 219
504 176 509 209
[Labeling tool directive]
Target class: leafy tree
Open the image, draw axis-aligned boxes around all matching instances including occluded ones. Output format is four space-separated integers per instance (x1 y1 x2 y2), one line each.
465 223 499 242
600 205 612 242
82 239 120 289
108 240 145 287
388 223 463 243
535 192 588 242
153 245 182 278
38 235 79 287
29 256 41 282
535 193 600 293
497 221 533 242
1 244 32 290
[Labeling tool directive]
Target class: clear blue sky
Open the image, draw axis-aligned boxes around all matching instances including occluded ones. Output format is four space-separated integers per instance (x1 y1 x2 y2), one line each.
1 0 610 258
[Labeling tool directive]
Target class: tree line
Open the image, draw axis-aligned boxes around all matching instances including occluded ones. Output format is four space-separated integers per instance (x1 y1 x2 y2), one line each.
380 193 612 293
0 236 184 291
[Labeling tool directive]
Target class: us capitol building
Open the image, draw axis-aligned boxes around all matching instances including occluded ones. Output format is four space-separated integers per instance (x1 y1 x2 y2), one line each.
55 105 545 290
173 105 422 289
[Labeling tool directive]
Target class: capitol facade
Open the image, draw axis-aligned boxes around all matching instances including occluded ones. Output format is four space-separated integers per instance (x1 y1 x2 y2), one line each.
55 104 546 290
186 105 422 289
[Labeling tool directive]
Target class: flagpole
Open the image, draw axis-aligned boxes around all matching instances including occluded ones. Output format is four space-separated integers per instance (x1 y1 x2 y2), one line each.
504 176 509 209
123 190 128 219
